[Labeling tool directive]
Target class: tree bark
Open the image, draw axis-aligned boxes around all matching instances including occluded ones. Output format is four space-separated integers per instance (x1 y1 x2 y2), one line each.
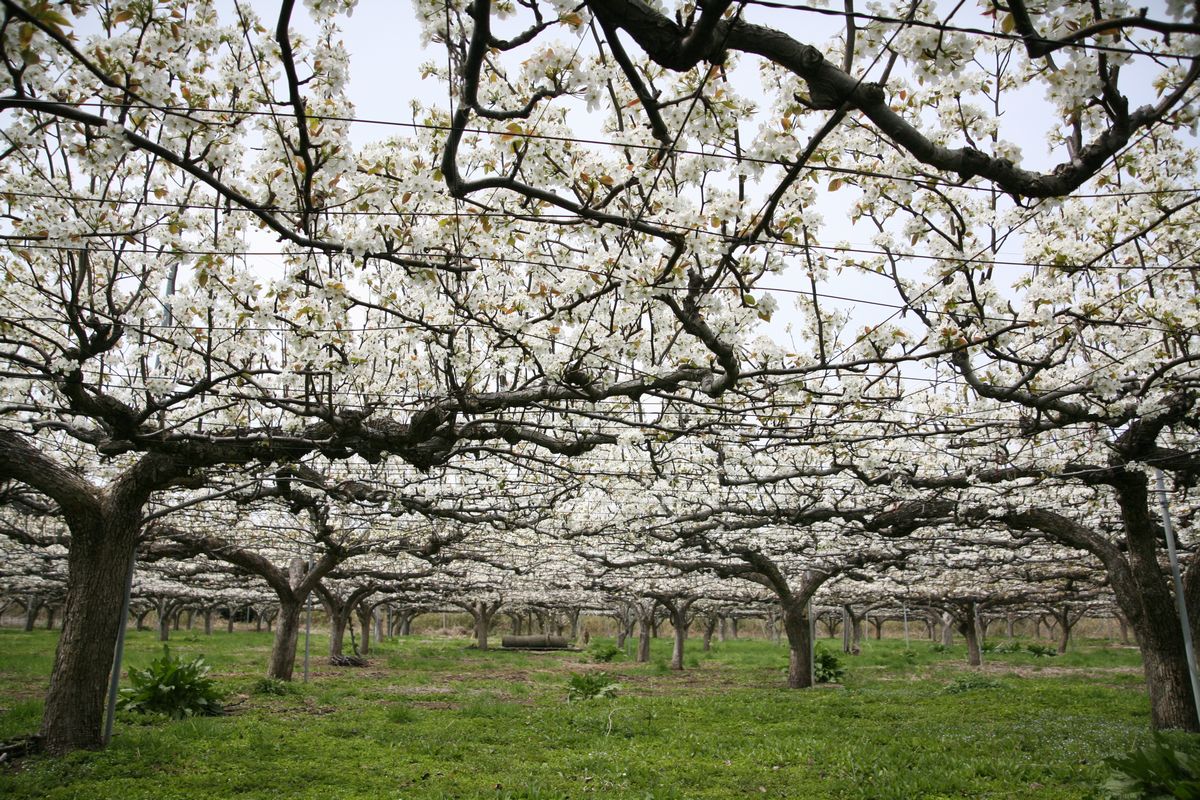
268 600 302 680
702 615 717 651
23 596 41 632
39 512 140 754
782 600 813 689
356 605 373 656
956 606 983 667
636 614 652 662
474 611 490 651
157 599 172 642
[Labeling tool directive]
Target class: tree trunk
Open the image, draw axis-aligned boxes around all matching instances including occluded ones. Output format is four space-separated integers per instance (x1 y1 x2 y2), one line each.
730 617 739 639
24 596 41 631
956 606 982 667
203 607 213 636
400 613 413 636
357 607 373 656
1058 621 1071 655
941 612 954 646
782 600 813 689
718 615 728 642
184 609 192 630
227 608 236 634
268 600 302 680
45 605 58 630
474 612 490 651
667 601 693 670
157 600 171 642
1005 615 1015 639
703 615 717 651
872 616 883 640
38 514 138 754
328 609 349 657
1118 615 1130 645
671 621 687 670
636 616 652 662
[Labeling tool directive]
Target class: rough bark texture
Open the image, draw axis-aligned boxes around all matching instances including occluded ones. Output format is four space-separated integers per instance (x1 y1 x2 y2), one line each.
39 511 139 754
636 617 652 663
268 600 302 680
782 600 813 689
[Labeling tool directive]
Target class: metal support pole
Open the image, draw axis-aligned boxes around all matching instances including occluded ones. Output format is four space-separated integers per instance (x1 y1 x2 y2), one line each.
1156 468 1200 726
104 553 136 744
807 599 815 686
303 588 313 684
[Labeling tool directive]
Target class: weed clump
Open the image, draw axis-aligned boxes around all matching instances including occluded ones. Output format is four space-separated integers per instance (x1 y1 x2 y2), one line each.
1100 735 1200 799
566 672 619 702
118 646 224 719
942 674 1000 694
813 646 845 684
587 643 622 663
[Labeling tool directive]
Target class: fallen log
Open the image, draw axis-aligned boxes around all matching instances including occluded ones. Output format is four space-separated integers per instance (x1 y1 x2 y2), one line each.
501 634 569 649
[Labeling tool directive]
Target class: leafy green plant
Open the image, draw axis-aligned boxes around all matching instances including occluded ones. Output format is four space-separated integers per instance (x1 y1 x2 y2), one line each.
992 640 1024 654
1026 643 1058 658
942 674 1000 694
587 643 622 663
813 646 845 683
1100 735 1200 799
566 672 619 702
250 677 297 696
118 646 224 719
929 643 948 653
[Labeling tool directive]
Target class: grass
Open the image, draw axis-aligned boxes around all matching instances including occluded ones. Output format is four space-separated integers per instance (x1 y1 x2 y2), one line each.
0 628 1151 799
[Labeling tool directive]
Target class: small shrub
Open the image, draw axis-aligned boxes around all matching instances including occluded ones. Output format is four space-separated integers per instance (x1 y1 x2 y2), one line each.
118 646 224 719
251 677 297 696
587 643 622 663
929 643 948 653
1100 735 1200 799
813 646 845 684
942 674 1000 694
566 672 619 702
900 648 919 664
993 640 1024 654
650 658 670 675
1026 643 1057 658
981 640 998 653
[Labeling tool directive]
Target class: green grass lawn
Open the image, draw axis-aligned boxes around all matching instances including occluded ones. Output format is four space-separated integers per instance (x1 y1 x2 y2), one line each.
0 628 1155 799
